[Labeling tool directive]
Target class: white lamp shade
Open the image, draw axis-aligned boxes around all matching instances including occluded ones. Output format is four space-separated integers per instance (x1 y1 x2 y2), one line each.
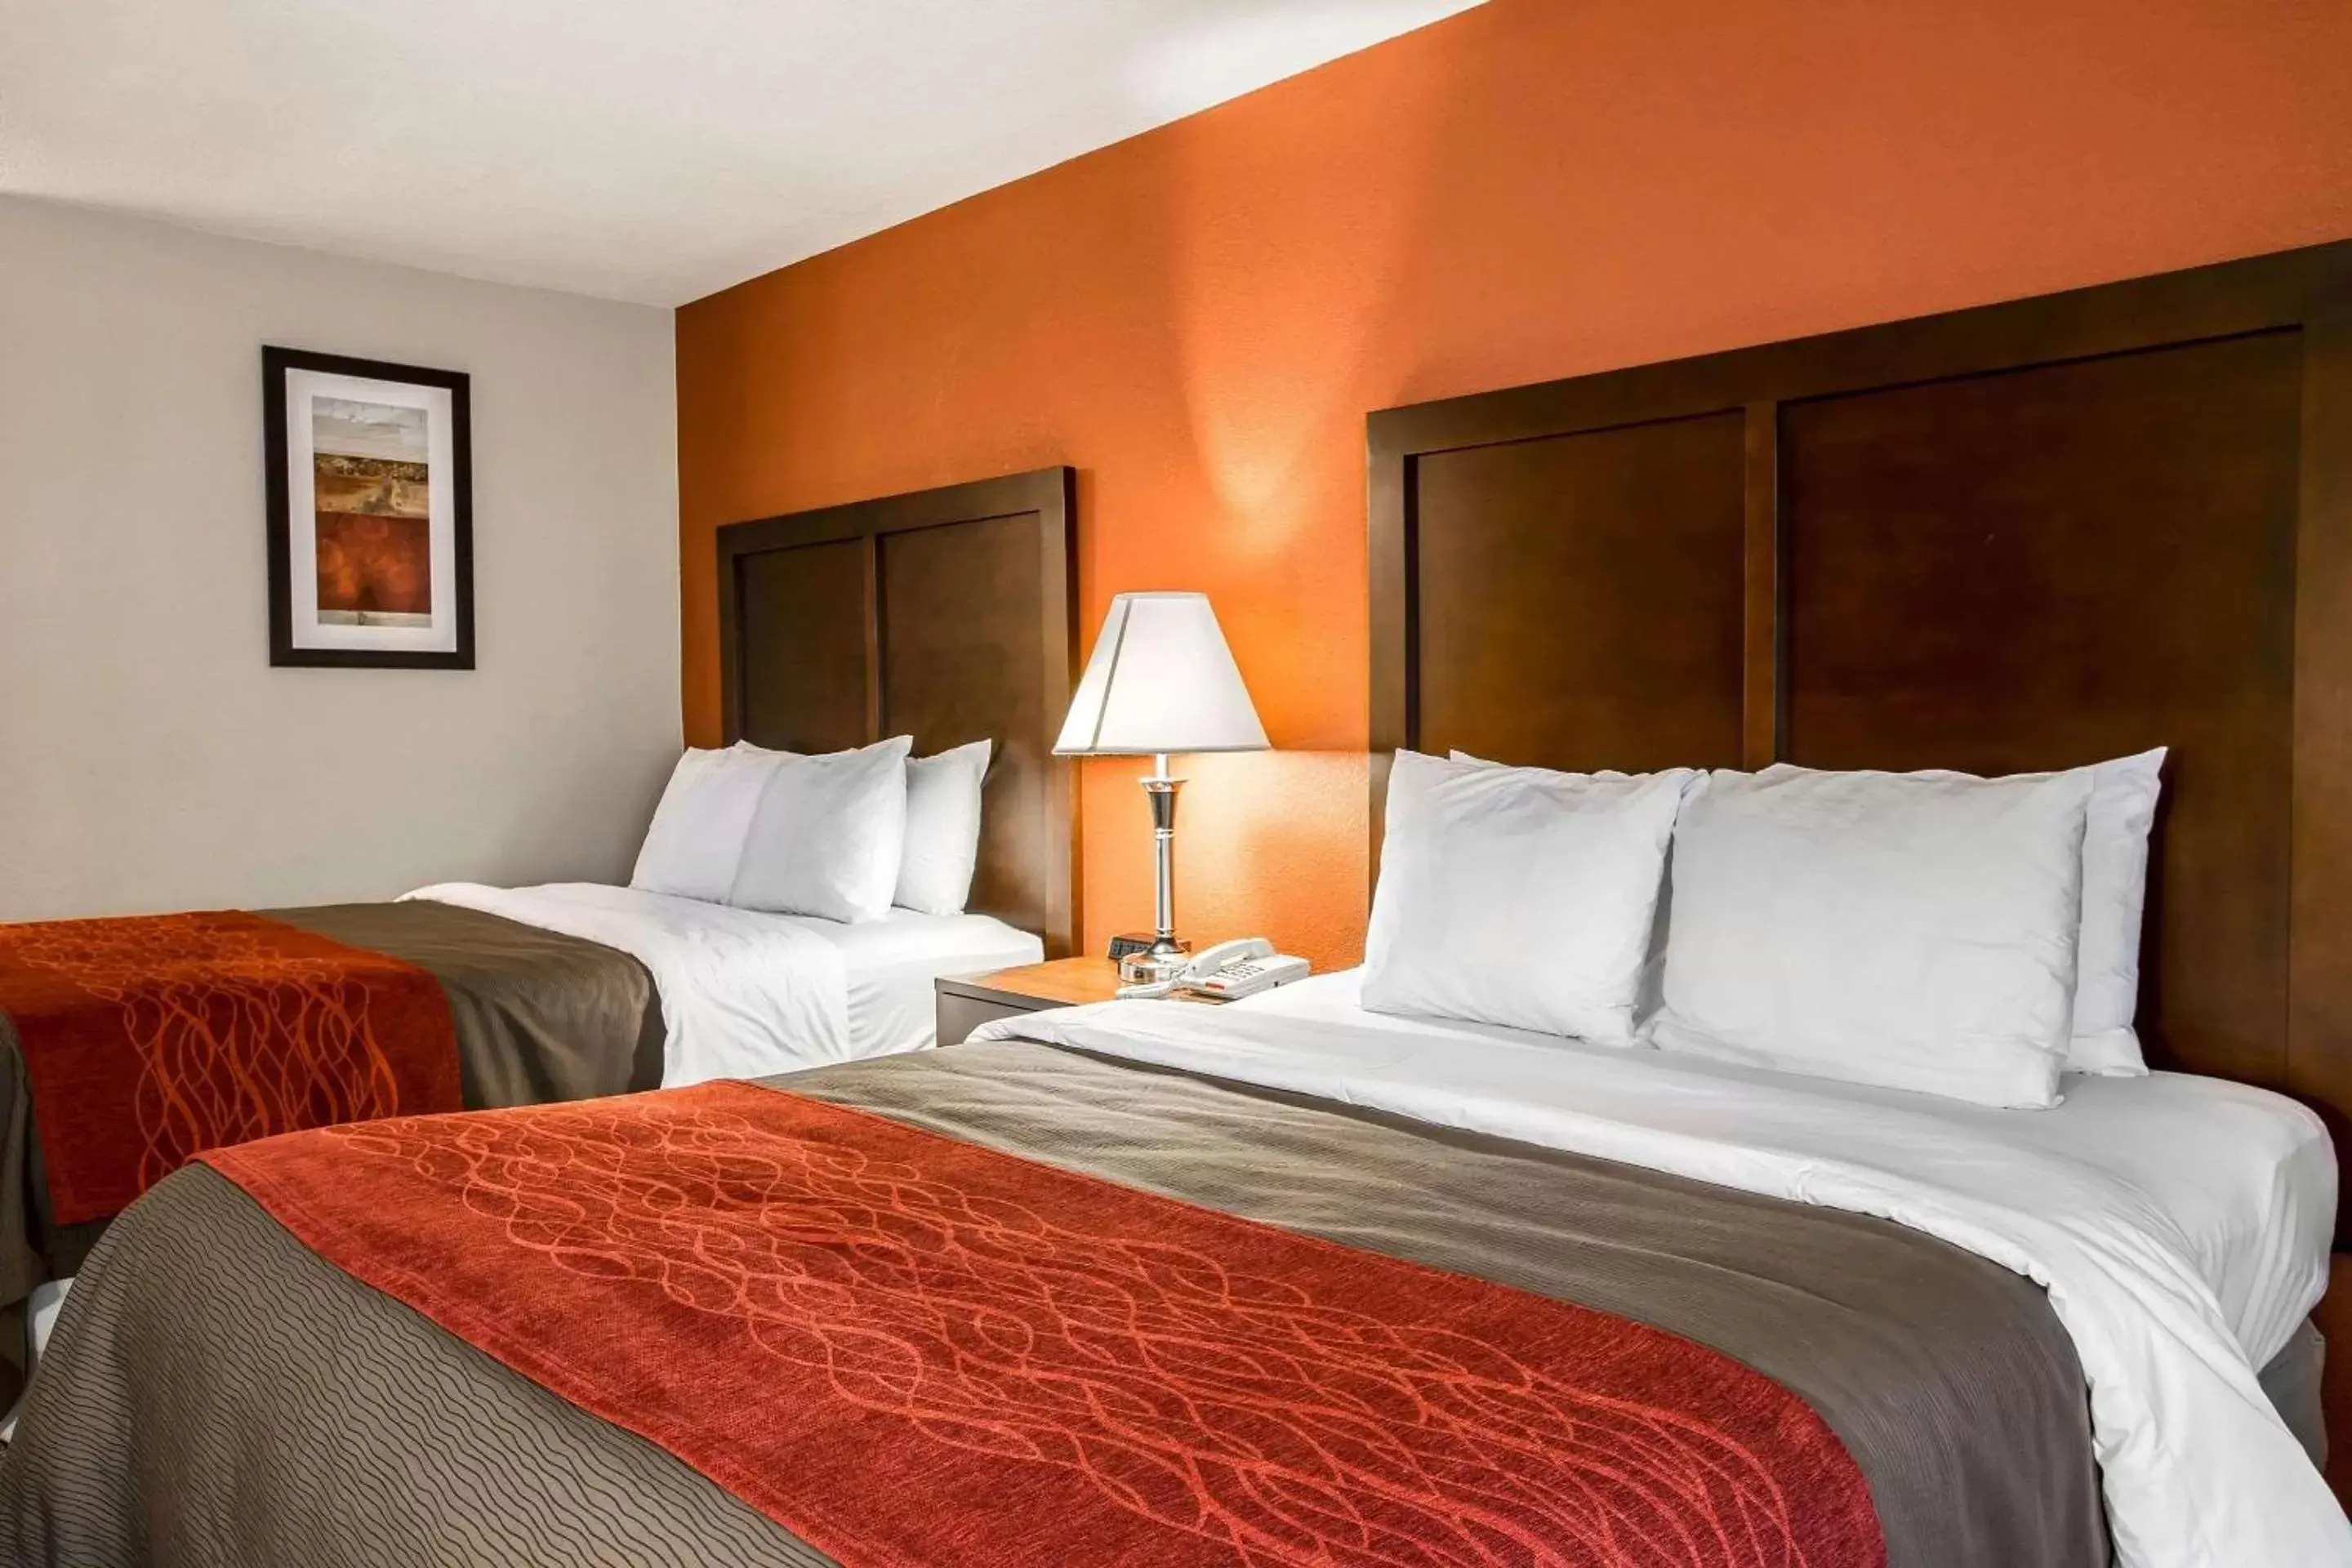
1054 592 1269 756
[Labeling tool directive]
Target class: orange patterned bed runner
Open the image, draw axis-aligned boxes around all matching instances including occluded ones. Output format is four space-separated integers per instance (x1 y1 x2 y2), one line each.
1 911 459 1225
203 1083 1885 1568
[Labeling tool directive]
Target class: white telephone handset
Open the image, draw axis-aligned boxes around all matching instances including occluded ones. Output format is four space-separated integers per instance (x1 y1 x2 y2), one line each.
1116 938 1311 1001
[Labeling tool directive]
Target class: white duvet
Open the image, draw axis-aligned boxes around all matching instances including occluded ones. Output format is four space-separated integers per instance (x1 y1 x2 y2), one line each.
973 984 2350 1568
407 882 850 1085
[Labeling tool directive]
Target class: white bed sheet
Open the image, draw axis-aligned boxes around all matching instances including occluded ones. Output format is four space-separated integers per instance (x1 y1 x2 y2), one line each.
1244 970 2333 1370
973 969 2348 1568
818 907 1043 1058
407 884 1039 1085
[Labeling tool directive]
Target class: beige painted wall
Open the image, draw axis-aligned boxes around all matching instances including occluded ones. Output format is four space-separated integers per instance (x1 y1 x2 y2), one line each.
0 198 680 919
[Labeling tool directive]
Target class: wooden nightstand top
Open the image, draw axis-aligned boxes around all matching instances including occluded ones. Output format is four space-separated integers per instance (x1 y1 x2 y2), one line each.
936 956 1125 1011
936 956 1235 1015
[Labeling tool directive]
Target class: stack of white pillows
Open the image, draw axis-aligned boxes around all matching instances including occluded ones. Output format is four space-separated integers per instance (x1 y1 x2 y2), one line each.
1364 746 2167 1108
629 737 992 924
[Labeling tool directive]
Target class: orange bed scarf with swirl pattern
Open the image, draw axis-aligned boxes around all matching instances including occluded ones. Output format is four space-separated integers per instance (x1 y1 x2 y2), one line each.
203 1082 1884 1568
0 911 460 1226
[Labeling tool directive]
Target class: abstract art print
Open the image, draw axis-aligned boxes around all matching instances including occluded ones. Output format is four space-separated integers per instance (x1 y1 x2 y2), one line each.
264 348 473 668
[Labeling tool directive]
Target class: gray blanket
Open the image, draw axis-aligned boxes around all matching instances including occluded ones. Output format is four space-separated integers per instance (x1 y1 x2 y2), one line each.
0 1040 2105 1567
0 900 662 1405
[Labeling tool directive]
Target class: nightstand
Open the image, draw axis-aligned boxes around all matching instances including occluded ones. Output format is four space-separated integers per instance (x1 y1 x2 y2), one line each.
934 956 1226 1046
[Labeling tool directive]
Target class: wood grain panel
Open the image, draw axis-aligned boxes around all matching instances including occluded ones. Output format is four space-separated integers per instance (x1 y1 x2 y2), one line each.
1413 412 1748 773
2292 284 2352 1133
1740 402 1784 768
880 515 1055 948
715 468 1077 954
733 537 870 755
1781 332 2304 1085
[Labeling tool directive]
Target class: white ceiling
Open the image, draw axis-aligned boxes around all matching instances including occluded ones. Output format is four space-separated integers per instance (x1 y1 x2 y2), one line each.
0 0 1485 306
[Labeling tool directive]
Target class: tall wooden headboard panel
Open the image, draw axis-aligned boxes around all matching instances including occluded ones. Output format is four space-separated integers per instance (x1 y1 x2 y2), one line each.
1370 243 2352 1151
716 467 1079 956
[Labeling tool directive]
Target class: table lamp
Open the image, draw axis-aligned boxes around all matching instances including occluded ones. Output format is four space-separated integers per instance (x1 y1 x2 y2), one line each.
1054 591 1268 986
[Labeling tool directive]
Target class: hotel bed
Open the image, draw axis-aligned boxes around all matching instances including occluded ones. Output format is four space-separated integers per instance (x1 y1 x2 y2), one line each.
7 252 2352 1568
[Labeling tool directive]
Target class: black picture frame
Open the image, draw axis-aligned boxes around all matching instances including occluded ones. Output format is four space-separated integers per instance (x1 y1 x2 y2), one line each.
263 345 474 669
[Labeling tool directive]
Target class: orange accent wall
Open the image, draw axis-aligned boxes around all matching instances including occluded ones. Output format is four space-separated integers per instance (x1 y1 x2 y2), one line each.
676 0 2352 969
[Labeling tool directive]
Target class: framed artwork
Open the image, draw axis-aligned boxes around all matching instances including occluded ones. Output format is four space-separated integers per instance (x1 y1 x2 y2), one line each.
263 346 474 669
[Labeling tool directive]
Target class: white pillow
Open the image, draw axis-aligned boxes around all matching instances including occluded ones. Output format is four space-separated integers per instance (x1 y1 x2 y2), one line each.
1363 751 1693 1045
728 736 911 923
1759 751 2164 1076
1450 750 1672 1022
1650 766 2091 1108
630 746 783 903
1451 750 1630 781
2063 749 2165 1074
896 740 991 915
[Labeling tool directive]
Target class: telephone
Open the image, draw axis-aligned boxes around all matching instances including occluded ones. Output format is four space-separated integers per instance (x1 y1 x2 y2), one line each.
1117 938 1311 1001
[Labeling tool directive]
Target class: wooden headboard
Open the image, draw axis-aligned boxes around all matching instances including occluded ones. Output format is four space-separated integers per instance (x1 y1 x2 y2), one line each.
715 467 1079 956
1370 242 2352 1151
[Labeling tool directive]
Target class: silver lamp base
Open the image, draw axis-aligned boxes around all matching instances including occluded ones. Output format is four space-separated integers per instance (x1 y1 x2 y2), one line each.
1118 938 1193 987
1112 757 1194 987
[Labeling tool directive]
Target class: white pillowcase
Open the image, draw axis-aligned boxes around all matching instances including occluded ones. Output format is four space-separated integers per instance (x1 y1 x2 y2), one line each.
895 740 991 916
2060 749 2165 1074
1450 750 1629 781
630 747 782 903
1650 766 2092 1108
1758 751 2163 1076
1450 750 1672 1022
728 737 911 923
1363 751 1694 1045
731 737 993 918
